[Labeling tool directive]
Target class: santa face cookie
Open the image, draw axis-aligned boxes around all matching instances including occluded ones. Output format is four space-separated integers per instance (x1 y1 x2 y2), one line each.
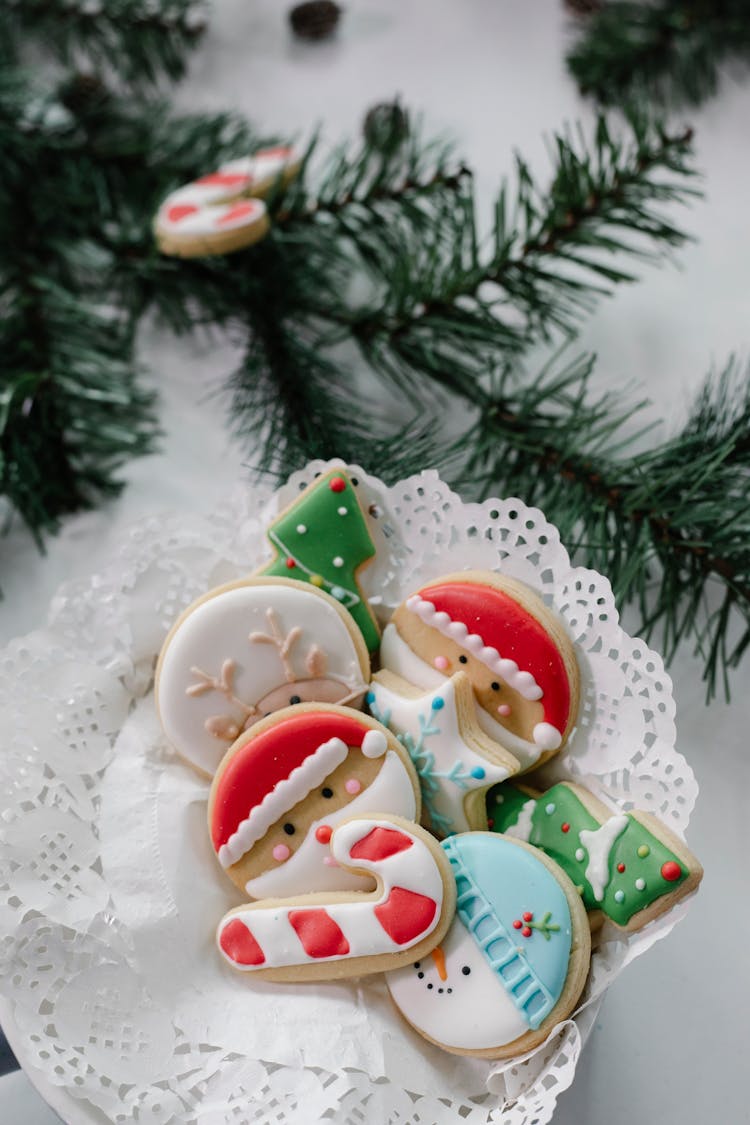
216 814 456 982
378 571 580 771
208 706 421 899
487 781 703 932
386 833 590 1058
156 577 370 777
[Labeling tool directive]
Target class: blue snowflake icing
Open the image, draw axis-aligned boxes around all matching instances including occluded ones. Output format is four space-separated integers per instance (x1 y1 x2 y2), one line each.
367 690 482 836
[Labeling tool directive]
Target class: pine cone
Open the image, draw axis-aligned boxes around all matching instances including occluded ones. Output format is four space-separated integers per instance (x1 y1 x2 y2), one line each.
363 99 410 151
58 73 110 116
289 0 341 40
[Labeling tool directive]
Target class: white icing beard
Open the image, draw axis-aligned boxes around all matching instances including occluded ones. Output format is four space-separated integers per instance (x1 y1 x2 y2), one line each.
243 750 418 899
386 915 528 1051
381 624 553 770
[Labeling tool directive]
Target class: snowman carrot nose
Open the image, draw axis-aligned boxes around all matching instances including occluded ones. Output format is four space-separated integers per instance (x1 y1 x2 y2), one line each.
431 945 447 981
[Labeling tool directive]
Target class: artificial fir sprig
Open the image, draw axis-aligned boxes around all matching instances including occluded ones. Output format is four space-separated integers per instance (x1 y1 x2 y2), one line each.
567 0 750 109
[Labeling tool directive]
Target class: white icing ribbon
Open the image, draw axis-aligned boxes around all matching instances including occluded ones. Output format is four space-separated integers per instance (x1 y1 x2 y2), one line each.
579 814 629 901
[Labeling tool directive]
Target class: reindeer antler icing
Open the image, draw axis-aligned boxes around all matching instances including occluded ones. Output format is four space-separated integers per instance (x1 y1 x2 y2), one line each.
250 608 303 683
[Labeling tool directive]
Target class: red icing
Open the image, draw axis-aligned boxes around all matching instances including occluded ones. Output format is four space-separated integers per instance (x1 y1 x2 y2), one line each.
522 911 533 922
315 825 332 844
195 172 251 188
219 918 265 965
512 919 522 930
329 476 346 493
617 862 626 873
349 826 413 863
256 145 293 159
211 711 374 852
661 861 682 882
288 909 350 958
522 926 532 938
216 201 259 227
285 558 296 568
374 887 437 945
166 204 198 223
417 580 572 735
561 823 570 833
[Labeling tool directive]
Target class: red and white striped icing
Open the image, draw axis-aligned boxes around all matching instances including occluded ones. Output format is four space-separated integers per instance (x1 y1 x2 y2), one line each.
216 816 445 971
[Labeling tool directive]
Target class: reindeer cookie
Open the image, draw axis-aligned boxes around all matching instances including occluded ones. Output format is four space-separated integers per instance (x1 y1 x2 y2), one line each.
487 781 703 932
216 814 456 982
386 833 590 1058
208 705 421 899
156 577 370 777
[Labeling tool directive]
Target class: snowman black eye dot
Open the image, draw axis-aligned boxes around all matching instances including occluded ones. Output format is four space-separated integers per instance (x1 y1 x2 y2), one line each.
351 477 359 486
459 655 468 664
283 823 295 836
414 962 420 968
447 988 453 994
491 682 500 691
427 983 433 989
461 966 471 975
289 694 301 705
438 988 444 994
417 971 424 979
321 787 334 798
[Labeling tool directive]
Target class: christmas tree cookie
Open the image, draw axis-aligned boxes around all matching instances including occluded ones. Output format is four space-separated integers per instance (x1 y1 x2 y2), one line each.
258 469 380 652
487 781 703 932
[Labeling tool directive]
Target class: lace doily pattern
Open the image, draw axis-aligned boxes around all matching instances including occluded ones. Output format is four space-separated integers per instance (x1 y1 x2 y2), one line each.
0 462 699 1124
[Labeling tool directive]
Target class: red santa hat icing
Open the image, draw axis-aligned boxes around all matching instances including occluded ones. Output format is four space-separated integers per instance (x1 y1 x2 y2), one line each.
405 580 571 751
211 711 387 869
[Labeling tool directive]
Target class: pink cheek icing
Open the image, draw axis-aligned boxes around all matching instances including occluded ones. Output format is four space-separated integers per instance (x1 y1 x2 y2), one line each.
497 703 512 717
434 655 449 671
345 778 362 794
272 844 290 862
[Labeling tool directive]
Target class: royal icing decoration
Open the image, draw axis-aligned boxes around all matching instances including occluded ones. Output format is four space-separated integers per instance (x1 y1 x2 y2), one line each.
258 469 380 652
367 674 517 836
209 708 418 898
487 782 695 928
154 146 299 256
156 578 369 776
386 833 574 1052
381 574 577 770
216 816 450 979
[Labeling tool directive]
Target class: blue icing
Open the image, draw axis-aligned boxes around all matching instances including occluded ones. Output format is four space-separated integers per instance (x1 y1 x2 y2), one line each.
442 834 572 1031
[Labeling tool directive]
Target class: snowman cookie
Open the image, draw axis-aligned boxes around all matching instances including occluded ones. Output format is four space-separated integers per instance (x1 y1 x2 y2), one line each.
216 813 456 982
156 577 370 777
208 705 421 899
386 832 590 1058
487 781 703 932
372 570 580 773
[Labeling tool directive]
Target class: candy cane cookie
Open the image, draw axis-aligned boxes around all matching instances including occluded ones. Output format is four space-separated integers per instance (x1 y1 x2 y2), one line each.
216 814 456 981
154 145 301 258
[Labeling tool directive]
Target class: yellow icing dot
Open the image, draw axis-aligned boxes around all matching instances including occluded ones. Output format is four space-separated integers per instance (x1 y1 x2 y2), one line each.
575 885 584 895
310 574 325 587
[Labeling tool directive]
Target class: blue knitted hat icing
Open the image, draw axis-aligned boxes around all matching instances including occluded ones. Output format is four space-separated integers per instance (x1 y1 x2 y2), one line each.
441 834 573 1030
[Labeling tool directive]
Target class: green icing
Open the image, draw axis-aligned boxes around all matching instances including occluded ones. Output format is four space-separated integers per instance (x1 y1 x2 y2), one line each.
487 782 688 927
260 468 380 651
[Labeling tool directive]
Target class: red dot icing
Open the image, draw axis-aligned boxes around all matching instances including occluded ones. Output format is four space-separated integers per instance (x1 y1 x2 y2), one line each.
329 476 346 493
315 825 332 844
523 911 533 922
374 887 437 945
513 919 522 930
561 823 570 833
617 862 626 873
285 558 296 568
522 926 532 938
661 860 682 882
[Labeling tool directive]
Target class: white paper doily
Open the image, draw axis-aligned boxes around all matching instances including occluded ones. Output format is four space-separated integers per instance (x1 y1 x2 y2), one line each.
0 462 700 1124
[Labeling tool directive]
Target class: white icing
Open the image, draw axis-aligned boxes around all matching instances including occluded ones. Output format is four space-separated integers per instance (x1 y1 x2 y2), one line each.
476 708 550 770
218 737 348 868
386 914 528 1050
579 814 629 901
155 148 298 238
503 798 536 842
157 581 367 776
361 729 387 758
218 816 444 969
379 624 446 690
243 750 417 898
405 594 544 701
370 675 511 834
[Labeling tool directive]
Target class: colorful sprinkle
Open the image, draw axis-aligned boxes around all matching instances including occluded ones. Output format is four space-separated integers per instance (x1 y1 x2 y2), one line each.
575 847 585 862
614 890 625 903
575 885 584 895
635 877 646 891
337 506 348 516
310 574 324 587
561 823 570 833
545 803 556 815
329 477 346 493
315 825 332 844
521 926 532 938
523 912 533 922
272 844 290 862
637 844 650 858
332 556 344 568
617 862 626 873
285 558 296 569
296 523 307 534
512 919 522 930
345 778 362 795
661 861 682 882
431 697 445 711
470 766 486 779
330 585 347 601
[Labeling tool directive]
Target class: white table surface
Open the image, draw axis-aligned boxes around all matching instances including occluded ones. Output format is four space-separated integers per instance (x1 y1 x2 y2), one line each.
2 1 748 1121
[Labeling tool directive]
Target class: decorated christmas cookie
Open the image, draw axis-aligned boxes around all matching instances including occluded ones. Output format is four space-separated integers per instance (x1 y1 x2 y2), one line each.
208 705 420 899
487 781 703 932
376 571 579 772
156 577 370 777
154 145 300 257
386 833 590 1058
216 814 456 982
367 672 521 837
257 468 380 652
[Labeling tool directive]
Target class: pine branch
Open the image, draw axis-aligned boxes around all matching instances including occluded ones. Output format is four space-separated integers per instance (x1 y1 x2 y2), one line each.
459 354 750 697
1 0 205 84
567 0 750 109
